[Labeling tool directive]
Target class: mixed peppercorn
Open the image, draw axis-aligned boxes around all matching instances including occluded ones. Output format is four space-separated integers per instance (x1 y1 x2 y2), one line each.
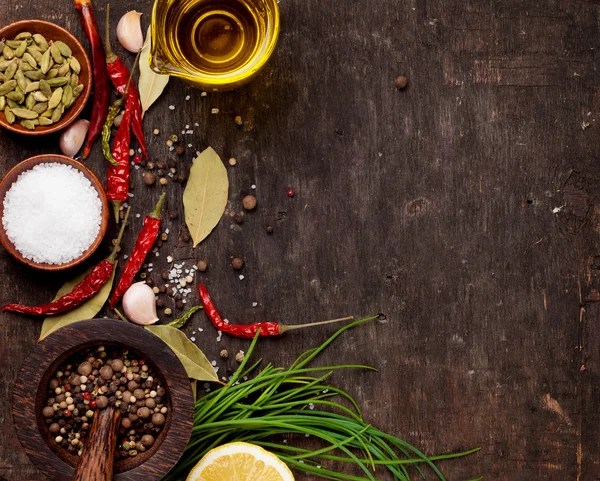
42 346 168 459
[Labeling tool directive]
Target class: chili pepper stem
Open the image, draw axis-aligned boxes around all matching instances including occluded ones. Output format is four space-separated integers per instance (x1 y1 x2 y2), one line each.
112 201 122 224
105 4 117 64
150 193 166 219
108 207 130 263
278 316 355 333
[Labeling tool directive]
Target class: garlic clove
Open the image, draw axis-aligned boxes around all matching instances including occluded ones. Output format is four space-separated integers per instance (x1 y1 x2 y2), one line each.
59 119 90 158
122 281 159 325
117 11 144 53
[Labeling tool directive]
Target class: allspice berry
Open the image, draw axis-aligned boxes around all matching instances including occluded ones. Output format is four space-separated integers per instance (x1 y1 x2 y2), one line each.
152 413 166 426
141 434 155 447
77 362 92 376
43 406 55 418
99 366 113 380
197 260 208 272
95 396 108 409
143 172 156 186
232 257 244 270
395 75 408 89
242 195 257 210
137 407 151 419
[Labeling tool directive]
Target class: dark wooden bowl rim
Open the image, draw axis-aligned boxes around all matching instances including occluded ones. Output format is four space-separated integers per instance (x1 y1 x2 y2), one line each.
12 319 194 481
0 154 109 271
0 19 92 135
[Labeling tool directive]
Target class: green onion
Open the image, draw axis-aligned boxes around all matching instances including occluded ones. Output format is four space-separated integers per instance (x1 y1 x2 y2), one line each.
162 317 479 481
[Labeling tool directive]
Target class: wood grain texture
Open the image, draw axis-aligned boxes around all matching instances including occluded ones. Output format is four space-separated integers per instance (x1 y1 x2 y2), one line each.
11 319 193 481
1 1 600 480
71 406 121 481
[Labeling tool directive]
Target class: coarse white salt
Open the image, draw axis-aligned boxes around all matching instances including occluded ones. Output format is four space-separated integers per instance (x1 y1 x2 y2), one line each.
3 163 102 265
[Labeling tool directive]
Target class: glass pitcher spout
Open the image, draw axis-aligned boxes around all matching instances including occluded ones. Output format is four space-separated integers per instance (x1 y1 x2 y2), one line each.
149 0 280 91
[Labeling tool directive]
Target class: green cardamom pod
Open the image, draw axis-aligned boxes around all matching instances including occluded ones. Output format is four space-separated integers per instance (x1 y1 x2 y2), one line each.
25 93 35 110
18 62 33 72
3 45 13 60
39 79 52 98
55 41 72 58
69 56 81 74
7 87 24 103
38 116 53 126
50 43 62 64
65 97 75 109
28 48 43 64
26 45 42 55
11 107 38 119
7 99 18 109
0 59 14 72
46 68 58 80
72 84 84 99
70 72 79 89
4 61 18 81
61 85 73 107
5 40 23 49
57 62 71 77
15 32 32 40
24 70 45 80
25 81 39 93
15 70 27 93
51 104 64 123
4 106 15 124
40 108 53 118
0 96 5 111
22 52 37 68
20 119 36 130
33 34 48 52
47 77 69 87
40 48 52 74
32 91 48 102
32 102 48 114
0 72 5 83
14 40 27 58
0 80 17 96
48 87 62 109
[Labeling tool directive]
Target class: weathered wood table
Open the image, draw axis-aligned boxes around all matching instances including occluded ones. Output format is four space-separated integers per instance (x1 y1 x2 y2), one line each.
1 1 600 480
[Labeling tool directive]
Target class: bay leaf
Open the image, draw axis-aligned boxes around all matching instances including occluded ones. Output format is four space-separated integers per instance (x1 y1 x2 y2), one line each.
145 325 219 382
139 27 169 115
38 262 117 342
191 380 197 401
183 147 229 247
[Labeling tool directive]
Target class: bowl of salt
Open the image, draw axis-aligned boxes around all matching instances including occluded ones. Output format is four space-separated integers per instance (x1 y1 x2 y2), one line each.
0 154 109 270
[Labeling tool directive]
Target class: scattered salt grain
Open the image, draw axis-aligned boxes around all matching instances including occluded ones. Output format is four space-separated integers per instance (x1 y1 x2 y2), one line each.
190 337 196 342
3 163 102 265
211 360 217 366
239 275 244 280
185 95 190 100
169 105 175 110
252 302 258 308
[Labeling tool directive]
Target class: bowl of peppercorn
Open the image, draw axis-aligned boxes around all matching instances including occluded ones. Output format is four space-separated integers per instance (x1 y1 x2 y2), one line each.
12 318 194 481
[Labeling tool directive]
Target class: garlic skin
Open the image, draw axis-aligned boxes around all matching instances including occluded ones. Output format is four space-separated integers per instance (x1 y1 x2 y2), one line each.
117 11 144 53
59 119 89 157
122 281 159 325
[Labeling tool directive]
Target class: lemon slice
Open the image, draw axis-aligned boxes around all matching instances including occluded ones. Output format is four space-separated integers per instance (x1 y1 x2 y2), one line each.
186 442 295 481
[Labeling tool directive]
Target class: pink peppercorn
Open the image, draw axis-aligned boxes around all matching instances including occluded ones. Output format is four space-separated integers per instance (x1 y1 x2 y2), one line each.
90 400 97 408
83 392 91 400
287 189 295 198
133 154 142 164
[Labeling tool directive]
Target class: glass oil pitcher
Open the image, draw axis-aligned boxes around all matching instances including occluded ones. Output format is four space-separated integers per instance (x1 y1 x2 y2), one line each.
150 0 280 91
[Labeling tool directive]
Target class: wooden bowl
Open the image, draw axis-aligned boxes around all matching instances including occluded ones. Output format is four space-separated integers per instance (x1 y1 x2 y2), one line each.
0 154 109 270
0 20 92 135
12 319 194 481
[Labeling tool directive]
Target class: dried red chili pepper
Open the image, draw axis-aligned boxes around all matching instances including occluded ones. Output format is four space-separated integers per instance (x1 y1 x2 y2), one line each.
104 4 148 159
3 209 130 316
75 0 110 159
110 194 166 308
198 283 354 338
106 109 131 222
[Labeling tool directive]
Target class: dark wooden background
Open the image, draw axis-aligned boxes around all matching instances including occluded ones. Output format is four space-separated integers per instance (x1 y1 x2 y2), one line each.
1 0 600 480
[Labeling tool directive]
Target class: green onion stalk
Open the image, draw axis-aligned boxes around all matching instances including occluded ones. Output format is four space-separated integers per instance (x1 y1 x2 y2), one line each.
162 317 480 481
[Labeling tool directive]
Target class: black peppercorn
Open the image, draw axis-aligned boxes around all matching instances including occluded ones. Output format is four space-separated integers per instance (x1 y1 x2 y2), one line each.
156 299 165 308
169 211 178 220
